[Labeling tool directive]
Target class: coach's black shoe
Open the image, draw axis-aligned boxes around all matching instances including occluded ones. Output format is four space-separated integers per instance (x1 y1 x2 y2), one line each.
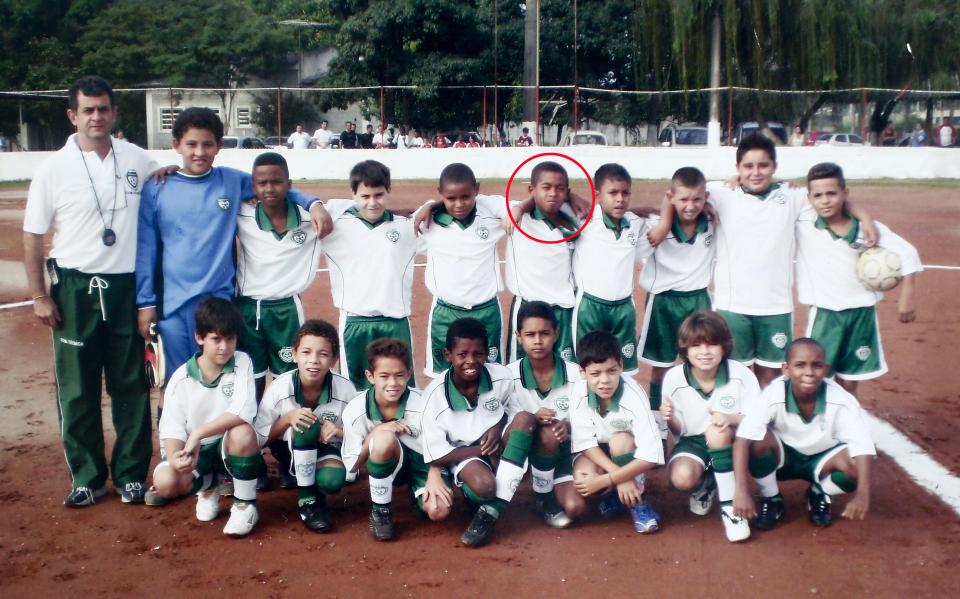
369 504 396 541
461 506 498 547
64 485 107 508
807 487 833 527
299 497 332 533
117 481 146 504
753 494 785 531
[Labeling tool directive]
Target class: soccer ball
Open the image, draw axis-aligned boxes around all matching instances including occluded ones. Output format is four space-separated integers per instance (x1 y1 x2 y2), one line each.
856 246 903 291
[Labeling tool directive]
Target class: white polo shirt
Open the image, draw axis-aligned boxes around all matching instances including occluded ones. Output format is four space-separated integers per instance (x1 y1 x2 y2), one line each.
707 182 812 315
661 359 760 437
573 206 652 301
288 131 311 149
638 214 716 294
253 368 356 447
505 205 578 308
236 201 322 299
737 377 876 458
23 134 159 274
795 217 922 311
570 375 664 465
507 356 581 420
340 387 427 472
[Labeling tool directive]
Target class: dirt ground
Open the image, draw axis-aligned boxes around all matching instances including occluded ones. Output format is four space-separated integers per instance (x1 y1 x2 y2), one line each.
1 180 959 597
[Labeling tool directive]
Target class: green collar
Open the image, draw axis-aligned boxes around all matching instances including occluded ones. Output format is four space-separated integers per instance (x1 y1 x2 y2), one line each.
256 200 300 240
671 213 709 244
587 378 624 415
186 351 236 388
444 366 493 411
520 353 567 399
365 386 409 421
531 205 577 236
741 181 781 200
683 361 729 400
347 206 394 229
601 210 625 240
432 205 477 229
814 214 859 244
785 380 827 423
293 370 333 407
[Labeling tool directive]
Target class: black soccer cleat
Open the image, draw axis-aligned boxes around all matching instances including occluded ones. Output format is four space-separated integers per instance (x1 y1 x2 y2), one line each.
807 486 833 527
369 504 396 541
535 494 573 529
753 494 785 531
299 496 332 533
461 506 498 547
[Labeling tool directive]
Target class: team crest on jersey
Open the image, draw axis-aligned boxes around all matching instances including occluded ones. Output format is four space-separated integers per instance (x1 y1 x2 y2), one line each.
319 412 338 423
560 348 574 361
217 197 231 210
771 332 788 349
476 225 490 240
610 418 630 431
719 395 736 410
855 346 871 361
291 229 306 245
622 342 636 359
406 424 421 438
278 347 293 363
487 347 499 362
627 232 637 246
125 169 139 190
555 397 569 412
483 398 500 412
704 233 714 246
221 382 234 398
385 229 400 243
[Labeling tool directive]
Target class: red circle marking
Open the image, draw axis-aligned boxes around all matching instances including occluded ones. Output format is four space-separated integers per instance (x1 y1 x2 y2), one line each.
505 152 596 244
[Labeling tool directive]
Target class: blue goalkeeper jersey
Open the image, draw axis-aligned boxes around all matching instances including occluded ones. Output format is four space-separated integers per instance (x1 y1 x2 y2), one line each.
136 166 316 316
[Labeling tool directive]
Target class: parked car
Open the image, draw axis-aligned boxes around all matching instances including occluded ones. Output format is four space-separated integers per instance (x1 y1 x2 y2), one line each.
815 133 866 147
559 130 608 146
263 136 291 149
803 130 832 146
221 136 267 149
731 122 788 145
658 125 708 147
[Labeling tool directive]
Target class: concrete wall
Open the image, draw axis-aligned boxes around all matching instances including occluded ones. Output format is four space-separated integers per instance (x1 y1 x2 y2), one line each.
3 146 958 183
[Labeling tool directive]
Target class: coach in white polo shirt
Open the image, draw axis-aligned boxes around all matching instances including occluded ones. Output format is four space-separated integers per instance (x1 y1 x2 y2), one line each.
22 76 159 508
312 120 333 148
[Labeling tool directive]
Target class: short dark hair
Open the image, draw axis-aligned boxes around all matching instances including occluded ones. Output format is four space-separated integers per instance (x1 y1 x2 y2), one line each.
445 317 488 351
349 160 391 193
68 76 114 110
594 163 631 191
195 296 241 339
736 132 776 164
253 152 289 177
293 319 339 356
677 311 734 365
671 166 706 189
531 161 569 187
366 337 412 371
785 337 825 362
516 300 557 330
806 162 846 189
438 163 478 188
576 330 621 368
173 107 224 142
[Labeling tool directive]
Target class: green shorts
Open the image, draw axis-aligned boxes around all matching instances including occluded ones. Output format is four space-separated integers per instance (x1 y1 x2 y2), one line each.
574 293 638 372
638 289 712 367
553 440 574 483
717 310 792 367
426 296 503 377
394 445 453 512
806 306 886 380
669 434 710 467
340 313 415 390
776 440 846 483
236 295 304 378
507 297 574 363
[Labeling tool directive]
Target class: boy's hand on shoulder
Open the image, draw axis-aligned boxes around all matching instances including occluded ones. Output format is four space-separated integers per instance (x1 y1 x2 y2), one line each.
149 164 179 184
842 491 870 520
287 407 317 434
414 200 439 236
702 201 718 224
568 191 591 220
319 421 342 443
723 174 740 190
310 201 334 238
646 220 670 247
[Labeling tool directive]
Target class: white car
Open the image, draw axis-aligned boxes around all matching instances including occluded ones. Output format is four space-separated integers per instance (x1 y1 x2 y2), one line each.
658 126 708 147
815 133 867 146
560 130 608 146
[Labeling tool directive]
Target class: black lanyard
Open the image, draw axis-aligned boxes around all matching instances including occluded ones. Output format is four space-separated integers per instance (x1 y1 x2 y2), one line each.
76 138 119 246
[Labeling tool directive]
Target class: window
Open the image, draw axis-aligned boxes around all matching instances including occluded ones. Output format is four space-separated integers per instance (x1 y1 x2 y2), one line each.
160 107 183 131
236 107 251 127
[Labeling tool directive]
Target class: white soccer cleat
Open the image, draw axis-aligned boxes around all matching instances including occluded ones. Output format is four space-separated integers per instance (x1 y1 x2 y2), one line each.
223 502 259 537
195 488 221 522
720 504 751 543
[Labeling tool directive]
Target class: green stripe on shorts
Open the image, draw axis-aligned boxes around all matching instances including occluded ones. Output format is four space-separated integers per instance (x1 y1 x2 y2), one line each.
343 315 414 389
640 288 711 365
808 306 884 378
236 295 302 376
428 297 502 375
717 310 791 365
576 293 638 371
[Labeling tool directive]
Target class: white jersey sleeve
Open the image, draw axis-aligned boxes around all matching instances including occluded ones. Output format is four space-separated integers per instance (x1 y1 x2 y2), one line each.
736 384 778 442
340 391 372 472
158 365 191 442
832 397 877 458
877 222 922 276
569 381 599 453
420 379 458 463
228 353 258 425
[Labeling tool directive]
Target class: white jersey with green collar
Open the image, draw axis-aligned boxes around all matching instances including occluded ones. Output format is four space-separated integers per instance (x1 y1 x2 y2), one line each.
507 355 581 420
340 387 427 472
322 204 417 317
159 351 257 446
795 216 922 311
707 181 813 315
569 375 664 464
420 194 507 307
638 214 716 294
420 363 519 463
737 376 876 458
252 368 356 447
662 359 760 437
505 205 578 308
573 205 653 301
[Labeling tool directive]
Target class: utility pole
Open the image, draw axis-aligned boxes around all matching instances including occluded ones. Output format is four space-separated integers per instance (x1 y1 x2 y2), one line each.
523 0 539 143
707 9 722 147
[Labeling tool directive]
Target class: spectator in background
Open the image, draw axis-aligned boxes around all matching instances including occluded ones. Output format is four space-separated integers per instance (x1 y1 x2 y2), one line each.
372 124 388 148
452 134 467 148
433 132 448 148
517 127 533 147
359 124 375 149
909 122 927 147
881 123 897 146
115 128 126 140
341 121 359 149
288 124 311 150
312 120 333 149
935 117 956 148
407 128 424 148
387 127 397 148
467 136 480 148
790 125 805 147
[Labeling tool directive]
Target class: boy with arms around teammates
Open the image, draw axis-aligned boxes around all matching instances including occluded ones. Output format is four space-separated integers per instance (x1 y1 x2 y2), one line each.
342 339 450 541
659 311 760 542
421 318 537 546
151 298 261 536
570 330 664 533
507 301 584 528
733 338 876 531
796 162 920 396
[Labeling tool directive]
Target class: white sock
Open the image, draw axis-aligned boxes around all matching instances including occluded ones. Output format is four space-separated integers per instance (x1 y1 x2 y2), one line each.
531 467 555 494
369 471 397 505
634 472 646 494
754 472 780 498
233 477 256 502
818 475 847 496
293 448 318 488
495 460 527 502
714 471 736 503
